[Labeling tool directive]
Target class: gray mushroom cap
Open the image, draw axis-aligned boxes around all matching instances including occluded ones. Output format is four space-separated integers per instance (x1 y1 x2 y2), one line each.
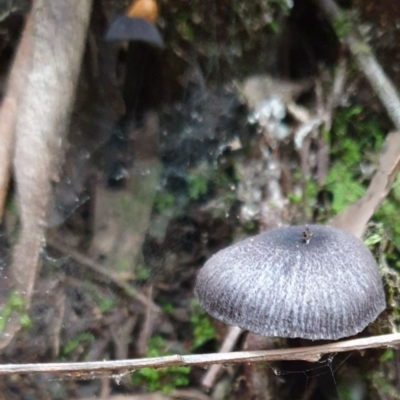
194 225 386 340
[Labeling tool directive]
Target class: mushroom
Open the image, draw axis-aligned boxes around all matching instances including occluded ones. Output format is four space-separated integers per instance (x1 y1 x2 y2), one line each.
195 225 386 340
106 0 164 48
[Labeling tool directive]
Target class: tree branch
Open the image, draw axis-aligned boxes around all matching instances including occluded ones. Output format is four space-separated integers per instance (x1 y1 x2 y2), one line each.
0 333 399 377
330 130 400 237
313 0 400 129
0 0 93 350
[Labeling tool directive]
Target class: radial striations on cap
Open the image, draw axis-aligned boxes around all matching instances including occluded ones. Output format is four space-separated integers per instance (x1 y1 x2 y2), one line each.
194 225 386 340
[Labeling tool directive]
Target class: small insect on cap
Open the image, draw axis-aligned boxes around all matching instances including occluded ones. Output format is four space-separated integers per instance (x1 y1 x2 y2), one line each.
194 225 386 340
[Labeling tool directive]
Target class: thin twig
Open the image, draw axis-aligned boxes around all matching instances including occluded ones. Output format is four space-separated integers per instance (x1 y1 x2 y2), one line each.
313 0 400 129
201 326 243 390
330 130 400 237
325 57 347 131
0 333 399 377
46 238 160 313
136 285 154 356
301 378 318 400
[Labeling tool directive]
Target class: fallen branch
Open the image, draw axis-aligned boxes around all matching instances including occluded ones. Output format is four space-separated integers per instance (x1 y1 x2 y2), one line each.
201 326 243 390
12 0 92 303
0 11 32 220
313 0 400 238
330 130 400 237
80 389 210 400
313 0 400 129
46 238 161 313
0 0 92 350
0 333 399 377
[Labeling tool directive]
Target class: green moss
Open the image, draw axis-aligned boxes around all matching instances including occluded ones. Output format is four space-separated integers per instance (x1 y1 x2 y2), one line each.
377 255 400 333
154 192 175 213
364 231 384 249
115 259 130 273
336 387 353 400
0 291 31 333
133 366 190 393
84 280 116 313
162 303 174 315
379 349 394 363
99 297 115 313
137 265 151 280
325 164 365 213
5 198 18 215
371 371 396 396
62 332 95 356
287 192 302 205
19 314 32 329
187 172 209 200
304 179 319 216
324 106 385 214
243 220 257 232
333 10 352 38
190 300 215 349
375 175 400 250
131 336 190 393
305 179 318 199
177 19 194 41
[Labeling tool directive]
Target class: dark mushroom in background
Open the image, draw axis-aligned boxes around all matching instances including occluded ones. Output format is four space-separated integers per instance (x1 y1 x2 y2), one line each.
195 225 386 340
106 0 164 121
106 0 163 48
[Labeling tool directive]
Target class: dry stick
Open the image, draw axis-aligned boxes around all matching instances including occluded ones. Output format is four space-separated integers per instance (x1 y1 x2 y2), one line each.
136 286 155 357
46 238 160 313
313 0 400 130
80 390 210 400
0 333 399 376
0 15 33 220
12 0 93 302
301 378 318 400
325 57 347 131
316 0 400 236
201 326 243 390
330 130 400 237
0 0 93 350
